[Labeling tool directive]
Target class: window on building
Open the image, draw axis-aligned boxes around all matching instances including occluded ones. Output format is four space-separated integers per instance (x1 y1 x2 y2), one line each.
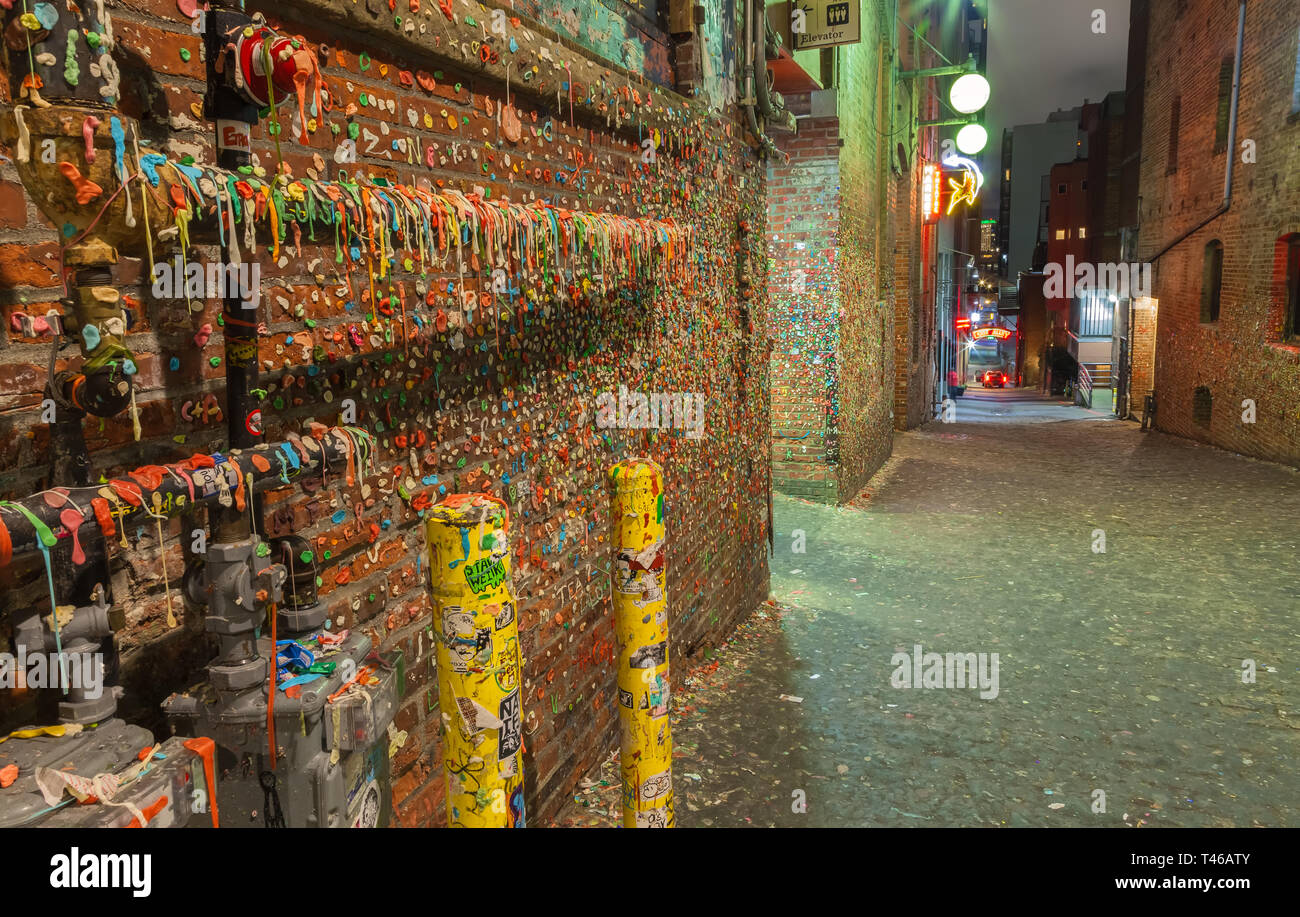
1215 56 1234 152
1055 229 1066 240
1057 183 1066 194
1081 180 1088 190
1201 240 1223 323
1284 234 1300 340
1167 97 1181 174
1077 294 1114 338
1078 227 1087 239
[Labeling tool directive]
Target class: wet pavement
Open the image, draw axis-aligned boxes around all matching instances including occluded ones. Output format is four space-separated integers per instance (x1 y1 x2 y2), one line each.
558 401 1300 827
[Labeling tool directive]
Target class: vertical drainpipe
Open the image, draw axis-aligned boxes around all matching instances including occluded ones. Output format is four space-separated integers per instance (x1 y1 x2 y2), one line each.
1222 1 1245 211
204 2 261 545
741 0 761 143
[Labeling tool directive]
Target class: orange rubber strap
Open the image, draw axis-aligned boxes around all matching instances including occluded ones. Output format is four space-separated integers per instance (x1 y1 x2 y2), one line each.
124 795 168 828
182 736 220 828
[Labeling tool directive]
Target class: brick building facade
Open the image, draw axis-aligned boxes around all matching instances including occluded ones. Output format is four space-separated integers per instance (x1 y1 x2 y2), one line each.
768 0 979 504
1133 0 1300 466
0 0 771 825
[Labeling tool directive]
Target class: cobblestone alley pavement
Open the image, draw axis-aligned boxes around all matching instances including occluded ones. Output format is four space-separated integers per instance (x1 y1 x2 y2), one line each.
561 401 1299 827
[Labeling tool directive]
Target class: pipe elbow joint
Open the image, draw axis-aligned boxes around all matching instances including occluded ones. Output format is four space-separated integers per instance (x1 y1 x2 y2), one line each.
66 365 134 417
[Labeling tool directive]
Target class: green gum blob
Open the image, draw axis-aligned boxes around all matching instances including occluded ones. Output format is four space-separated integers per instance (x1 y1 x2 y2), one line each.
64 32 79 87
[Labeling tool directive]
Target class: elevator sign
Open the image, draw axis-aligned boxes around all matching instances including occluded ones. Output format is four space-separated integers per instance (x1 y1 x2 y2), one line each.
791 1 861 51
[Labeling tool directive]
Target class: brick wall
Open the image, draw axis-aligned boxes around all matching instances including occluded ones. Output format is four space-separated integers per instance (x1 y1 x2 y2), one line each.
887 12 941 435
0 0 770 826
768 112 842 502
767 0 900 505
891 158 932 430
1136 0 1300 466
835 11 896 500
1129 296 1158 415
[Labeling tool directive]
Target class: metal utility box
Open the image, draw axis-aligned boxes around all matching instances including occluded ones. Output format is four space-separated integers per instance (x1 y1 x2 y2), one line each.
163 631 401 828
1 719 154 827
38 735 219 828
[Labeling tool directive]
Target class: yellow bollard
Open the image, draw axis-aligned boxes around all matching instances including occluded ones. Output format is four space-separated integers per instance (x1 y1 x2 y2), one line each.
426 493 525 827
609 458 673 828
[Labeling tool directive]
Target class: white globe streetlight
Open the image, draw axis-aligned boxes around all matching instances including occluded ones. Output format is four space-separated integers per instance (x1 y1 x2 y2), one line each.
949 73 990 114
956 123 988 155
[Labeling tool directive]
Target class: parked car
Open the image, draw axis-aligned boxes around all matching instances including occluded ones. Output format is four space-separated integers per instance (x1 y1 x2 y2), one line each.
981 369 1007 388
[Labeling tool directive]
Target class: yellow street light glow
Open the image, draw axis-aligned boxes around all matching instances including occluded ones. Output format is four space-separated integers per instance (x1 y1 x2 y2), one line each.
949 73 990 114
956 123 988 155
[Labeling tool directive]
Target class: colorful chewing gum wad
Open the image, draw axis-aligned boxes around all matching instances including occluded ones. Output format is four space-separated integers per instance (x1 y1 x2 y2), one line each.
609 459 673 828
426 493 525 827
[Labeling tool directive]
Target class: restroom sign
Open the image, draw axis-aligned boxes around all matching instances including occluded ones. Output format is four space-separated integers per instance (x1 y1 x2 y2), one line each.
791 1 861 51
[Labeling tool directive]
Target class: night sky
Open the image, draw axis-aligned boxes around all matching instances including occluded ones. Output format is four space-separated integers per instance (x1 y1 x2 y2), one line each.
981 0 1131 210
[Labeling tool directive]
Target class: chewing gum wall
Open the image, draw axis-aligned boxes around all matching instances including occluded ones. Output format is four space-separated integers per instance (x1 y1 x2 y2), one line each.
0 0 770 826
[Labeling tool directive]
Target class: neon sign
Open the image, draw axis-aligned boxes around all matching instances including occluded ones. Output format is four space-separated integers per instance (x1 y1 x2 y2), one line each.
921 162 942 223
942 155 984 215
971 326 1011 340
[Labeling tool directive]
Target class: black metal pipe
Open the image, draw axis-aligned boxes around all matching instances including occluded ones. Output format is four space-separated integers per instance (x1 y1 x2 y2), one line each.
0 427 369 565
205 3 263 457
45 390 91 489
201 3 266 553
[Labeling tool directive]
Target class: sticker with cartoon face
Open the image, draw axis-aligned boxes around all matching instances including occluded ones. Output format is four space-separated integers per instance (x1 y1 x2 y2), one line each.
442 607 481 673
640 770 672 804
